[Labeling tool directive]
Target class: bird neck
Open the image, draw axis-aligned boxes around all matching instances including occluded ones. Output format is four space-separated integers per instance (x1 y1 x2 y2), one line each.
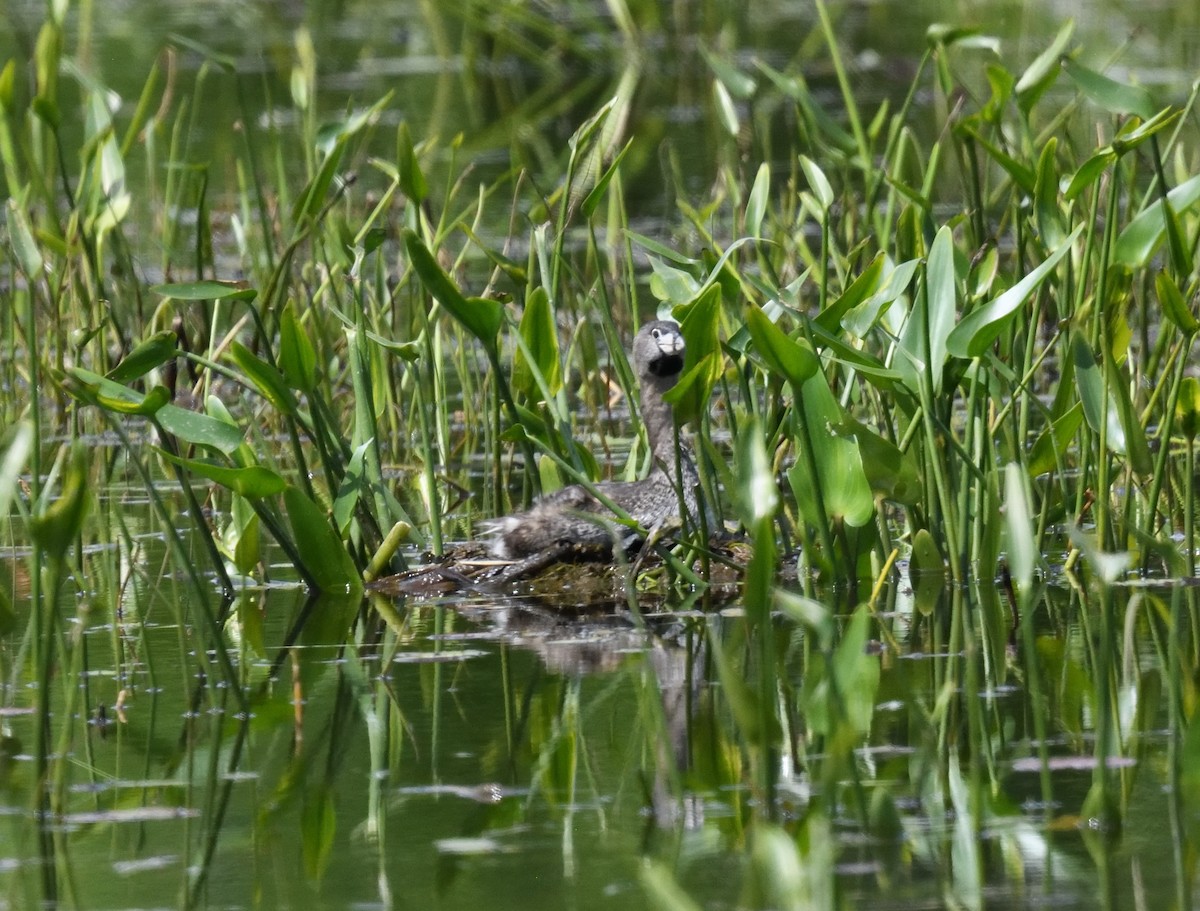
640 371 681 462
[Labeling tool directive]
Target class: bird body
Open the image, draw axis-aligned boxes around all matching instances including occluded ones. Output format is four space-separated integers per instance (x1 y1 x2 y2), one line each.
487 320 700 559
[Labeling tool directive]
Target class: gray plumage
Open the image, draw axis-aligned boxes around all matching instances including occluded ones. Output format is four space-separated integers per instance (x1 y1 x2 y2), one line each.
487 319 700 559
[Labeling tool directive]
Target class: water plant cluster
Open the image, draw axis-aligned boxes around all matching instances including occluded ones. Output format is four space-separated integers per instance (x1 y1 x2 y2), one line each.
3 0 1200 908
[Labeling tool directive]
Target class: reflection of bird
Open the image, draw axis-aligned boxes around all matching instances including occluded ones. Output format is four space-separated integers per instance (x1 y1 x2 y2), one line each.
487 319 700 559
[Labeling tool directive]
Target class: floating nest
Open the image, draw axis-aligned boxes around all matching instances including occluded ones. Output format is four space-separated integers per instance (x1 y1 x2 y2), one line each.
368 537 755 610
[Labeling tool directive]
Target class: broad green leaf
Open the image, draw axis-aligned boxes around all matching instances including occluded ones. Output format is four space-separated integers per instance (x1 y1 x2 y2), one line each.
30 444 90 562
838 417 921 505
947 225 1083 357
1062 57 1155 119
284 485 362 592
151 280 257 302
279 302 318 392
1015 21 1074 113
293 137 346 225
332 440 371 534
668 283 724 424
648 256 700 302
154 450 286 498
701 44 757 98
815 253 886 333
898 225 956 392
1064 148 1118 201
106 330 177 383
227 494 261 576
1109 358 1153 475
228 341 298 416
1115 174 1200 268
745 305 818 387
512 287 561 399
403 228 503 345
789 369 874 528
156 405 245 455
1027 402 1084 476
959 125 1036 192
805 605 879 735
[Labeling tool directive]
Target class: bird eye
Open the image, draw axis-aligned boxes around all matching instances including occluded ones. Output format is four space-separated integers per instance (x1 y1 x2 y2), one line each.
651 328 660 338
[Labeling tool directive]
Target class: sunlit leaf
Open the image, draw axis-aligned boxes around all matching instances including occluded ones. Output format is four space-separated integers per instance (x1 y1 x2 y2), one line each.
154 450 286 499
745 305 818 387
396 120 427 203
947 225 1082 358
512 287 561 400
151 280 257 302
1115 174 1200 268
403 228 503 346
744 162 770 238
799 155 834 210
106 330 177 384
228 341 298 416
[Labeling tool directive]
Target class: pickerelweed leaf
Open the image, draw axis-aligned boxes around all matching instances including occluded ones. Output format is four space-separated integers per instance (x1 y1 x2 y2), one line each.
284 485 362 593
228 341 298 416
745 305 818 387
1115 173 1200 268
1062 57 1156 119
154 449 286 498
512 287 561 400
156 405 245 455
947 225 1083 357
403 228 503 346
1156 272 1199 336
106 330 178 384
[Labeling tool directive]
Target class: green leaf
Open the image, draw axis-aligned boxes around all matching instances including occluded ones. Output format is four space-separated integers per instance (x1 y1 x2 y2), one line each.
1064 148 1118 201
1178 377 1200 441
1014 20 1074 113
799 155 834 210
151 280 257 302
6 198 44 278
1062 57 1155 118
814 253 885 334
1027 402 1084 476
789 370 874 528
64 367 170 416
745 305 818 387
1004 463 1035 594
947 225 1083 357
156 405 245 455
106 330 178 384
1114 173 1200 268
744 161 770 238
154 450 286 498
910 528 944 615
284 486 362 592
512 287 561 399
228 341 298 416
279 303 318 392
30 444 90 562
1156 272 1199 336
1033 138 1066 250
0 423 33 521
396 121 427 203
403 229 503 346
898 225 956 392
712 79 739 137
581 136 634 218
